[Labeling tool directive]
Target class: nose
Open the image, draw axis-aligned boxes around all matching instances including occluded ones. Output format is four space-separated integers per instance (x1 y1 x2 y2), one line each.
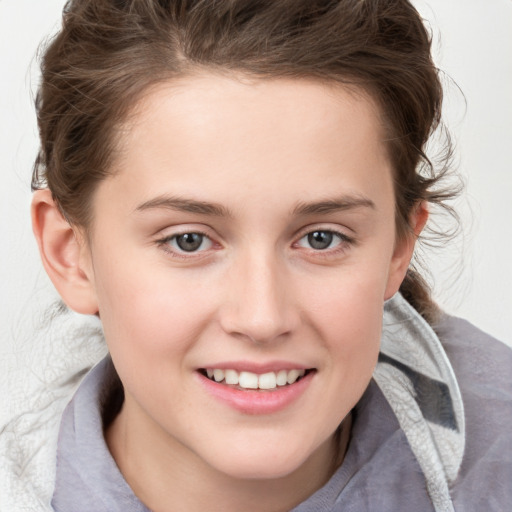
219 250 299 344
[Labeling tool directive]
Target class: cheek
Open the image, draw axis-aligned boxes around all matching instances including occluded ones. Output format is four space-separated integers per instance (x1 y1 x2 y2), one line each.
301 257 389 330
300 266 386 377
93 259 218 361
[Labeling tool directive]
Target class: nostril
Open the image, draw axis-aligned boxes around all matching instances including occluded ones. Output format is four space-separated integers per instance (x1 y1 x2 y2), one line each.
219 309 299 345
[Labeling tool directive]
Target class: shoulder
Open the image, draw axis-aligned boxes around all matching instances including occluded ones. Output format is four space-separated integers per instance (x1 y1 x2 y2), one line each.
435 314 512 399
434 315 512 510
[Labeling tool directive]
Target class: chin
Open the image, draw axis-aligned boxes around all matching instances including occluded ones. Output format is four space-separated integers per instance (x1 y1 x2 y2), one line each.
203 435 327 482
216 458 306 481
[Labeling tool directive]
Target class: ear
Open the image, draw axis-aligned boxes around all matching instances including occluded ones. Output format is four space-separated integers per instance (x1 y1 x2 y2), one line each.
384 201 429 300
31 189 98 315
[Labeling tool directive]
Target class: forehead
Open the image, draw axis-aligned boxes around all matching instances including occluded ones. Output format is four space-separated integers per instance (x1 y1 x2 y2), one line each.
98 74 393 221
123 74 386 153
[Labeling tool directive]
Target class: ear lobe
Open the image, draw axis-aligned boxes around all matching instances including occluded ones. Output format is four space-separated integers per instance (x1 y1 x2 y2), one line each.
31 189 98 315
384 201 429 300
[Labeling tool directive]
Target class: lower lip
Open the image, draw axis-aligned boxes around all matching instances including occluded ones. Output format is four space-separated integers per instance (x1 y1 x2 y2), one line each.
197 371 315 415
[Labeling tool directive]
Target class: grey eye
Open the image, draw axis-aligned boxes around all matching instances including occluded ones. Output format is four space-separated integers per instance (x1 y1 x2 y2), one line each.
173 233 210 252
307 231 334 250
297 230 348 251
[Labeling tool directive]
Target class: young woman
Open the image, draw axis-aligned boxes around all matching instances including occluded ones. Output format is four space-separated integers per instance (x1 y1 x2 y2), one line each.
6 0 512 511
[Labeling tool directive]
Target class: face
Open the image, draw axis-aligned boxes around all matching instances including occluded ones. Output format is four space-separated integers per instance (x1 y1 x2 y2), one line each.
79 75 413 482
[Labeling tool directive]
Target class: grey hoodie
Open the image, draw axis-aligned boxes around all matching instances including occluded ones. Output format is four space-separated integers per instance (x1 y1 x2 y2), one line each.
50 294 512 511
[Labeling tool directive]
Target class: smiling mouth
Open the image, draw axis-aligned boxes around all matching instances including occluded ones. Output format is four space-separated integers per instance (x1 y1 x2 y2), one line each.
199 368 314 391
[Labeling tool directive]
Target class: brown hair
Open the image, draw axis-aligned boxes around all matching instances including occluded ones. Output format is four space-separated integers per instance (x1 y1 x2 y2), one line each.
32 0 458 322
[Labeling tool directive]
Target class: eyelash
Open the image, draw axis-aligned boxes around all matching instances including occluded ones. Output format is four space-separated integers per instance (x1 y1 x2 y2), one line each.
156 230 214 259
156 228 355 259
294 228 355 257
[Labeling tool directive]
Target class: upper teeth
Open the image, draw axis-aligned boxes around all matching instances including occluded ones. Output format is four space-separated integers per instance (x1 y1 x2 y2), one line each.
205 368 306 390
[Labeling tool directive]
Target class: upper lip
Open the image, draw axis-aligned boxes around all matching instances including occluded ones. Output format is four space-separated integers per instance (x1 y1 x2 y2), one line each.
198 360 312 374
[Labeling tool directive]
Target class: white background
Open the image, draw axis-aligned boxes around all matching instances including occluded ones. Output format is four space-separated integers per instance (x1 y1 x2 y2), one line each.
0 0 511 356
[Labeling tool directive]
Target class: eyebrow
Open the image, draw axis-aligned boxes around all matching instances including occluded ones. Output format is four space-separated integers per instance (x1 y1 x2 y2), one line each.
135 194 375 217
135 196 232 217
292 195 376 216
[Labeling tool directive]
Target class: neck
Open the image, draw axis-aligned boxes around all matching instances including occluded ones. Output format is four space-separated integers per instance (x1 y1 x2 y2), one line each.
106 402 352 512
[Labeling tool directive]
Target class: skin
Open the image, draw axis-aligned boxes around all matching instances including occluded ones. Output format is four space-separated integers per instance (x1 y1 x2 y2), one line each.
32 75 426 512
